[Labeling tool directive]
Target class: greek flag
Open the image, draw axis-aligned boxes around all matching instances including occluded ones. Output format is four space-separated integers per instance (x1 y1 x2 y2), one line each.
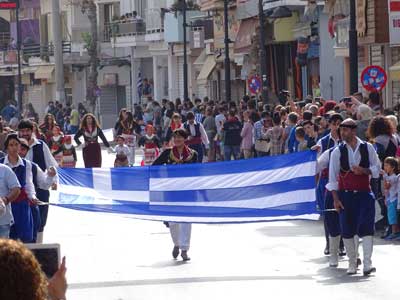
54 151 318 223
137 71 143 99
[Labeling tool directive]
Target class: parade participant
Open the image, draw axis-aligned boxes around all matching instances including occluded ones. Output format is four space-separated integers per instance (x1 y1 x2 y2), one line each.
74 113 111 168
18 119 58 243
152 129 198 261
39 113 57 143
113 135 130 168
138 124 162 166
183 111 209 163
115 111 141 166
18 138 56 242
53 135 77 168
313 113 343 255
0 162 21 239
0 134 48 242
48 126 64 165
327 118 380 275
165 113 183 145
382 157 400 240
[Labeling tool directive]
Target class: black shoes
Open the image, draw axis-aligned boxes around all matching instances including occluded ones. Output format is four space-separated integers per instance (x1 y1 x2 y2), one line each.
181 250 191 261
172 246 180 259
363 267 376 276
324 245 330 255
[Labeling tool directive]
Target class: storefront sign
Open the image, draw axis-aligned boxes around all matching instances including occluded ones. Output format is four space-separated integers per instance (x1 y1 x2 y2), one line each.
247 75 261 94
213 8 240 49
389 0 400 45
0 0 17 9
356 0 367 37
361 65 387 92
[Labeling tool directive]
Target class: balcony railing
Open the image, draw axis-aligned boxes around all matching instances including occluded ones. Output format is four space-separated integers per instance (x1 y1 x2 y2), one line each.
0 32 10 47
146 8 165 34
104 20 146 42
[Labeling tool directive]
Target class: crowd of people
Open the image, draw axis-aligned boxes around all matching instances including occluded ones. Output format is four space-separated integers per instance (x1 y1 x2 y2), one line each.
0 89 399 272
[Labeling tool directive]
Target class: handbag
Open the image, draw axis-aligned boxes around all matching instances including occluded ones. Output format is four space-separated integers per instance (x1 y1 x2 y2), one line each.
255 139 271 153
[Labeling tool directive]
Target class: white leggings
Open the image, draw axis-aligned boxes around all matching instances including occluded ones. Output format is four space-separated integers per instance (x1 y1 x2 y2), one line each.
169 222 192 251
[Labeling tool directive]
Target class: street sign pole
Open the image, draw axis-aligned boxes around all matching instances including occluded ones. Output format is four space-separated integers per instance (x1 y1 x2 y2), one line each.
16 0 23 115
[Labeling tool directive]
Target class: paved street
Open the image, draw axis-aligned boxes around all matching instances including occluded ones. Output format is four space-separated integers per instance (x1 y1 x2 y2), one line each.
43 150 400 300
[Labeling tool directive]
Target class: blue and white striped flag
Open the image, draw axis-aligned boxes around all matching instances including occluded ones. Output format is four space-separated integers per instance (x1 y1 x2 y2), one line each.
54 151 318 223
137 70 143 99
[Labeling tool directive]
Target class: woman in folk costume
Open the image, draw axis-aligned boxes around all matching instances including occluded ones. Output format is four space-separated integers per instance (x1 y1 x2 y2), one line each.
74 113 111 168
39 113 57 144
152 129 198 261
53 135 77 168
48 126 64 165
138 124 162 166
1 134 55 242
115 110 141 166
164 113 184 147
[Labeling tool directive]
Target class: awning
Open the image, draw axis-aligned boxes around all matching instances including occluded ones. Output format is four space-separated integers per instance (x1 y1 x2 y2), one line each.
390 61 400 81
197 55 216 82
0 69 18 76
34 65 54 80
194 50 207 65
234 18 257 54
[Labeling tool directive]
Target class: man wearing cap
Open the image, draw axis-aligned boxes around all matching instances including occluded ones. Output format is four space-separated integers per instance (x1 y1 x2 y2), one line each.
18 138 57 242
326 118 380 275
183 111 209 163
153 128 198 261
314 113 344 257
18 119 58 243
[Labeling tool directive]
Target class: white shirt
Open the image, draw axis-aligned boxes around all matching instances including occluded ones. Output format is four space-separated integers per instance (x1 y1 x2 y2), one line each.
186 121 210 147
326 137 380 191
316 148 331 174
3 156 36 199
0 164 20 225
316 133 339 157
26 138 58 189
383 173 398 201
215 114 226 134
114 144 131 157
26 138 59 169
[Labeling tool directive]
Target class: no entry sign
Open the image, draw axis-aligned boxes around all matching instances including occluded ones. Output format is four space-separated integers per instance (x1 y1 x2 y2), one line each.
360 65 387 92
248 75 261 94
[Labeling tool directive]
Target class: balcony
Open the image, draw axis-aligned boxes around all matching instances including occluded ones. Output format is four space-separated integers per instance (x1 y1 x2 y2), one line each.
0 42 72 66
145 8 165 42
199 0 224 11
106 19 147 47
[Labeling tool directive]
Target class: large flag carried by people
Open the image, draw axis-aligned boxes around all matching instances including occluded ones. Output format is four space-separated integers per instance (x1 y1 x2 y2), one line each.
54 151 319 223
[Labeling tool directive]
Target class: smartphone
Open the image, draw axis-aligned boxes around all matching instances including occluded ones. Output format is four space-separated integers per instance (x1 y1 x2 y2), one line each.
341 97 352 103
26 243 61 278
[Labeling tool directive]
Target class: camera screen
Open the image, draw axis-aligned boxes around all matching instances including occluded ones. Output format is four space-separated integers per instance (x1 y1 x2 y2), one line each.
30 247 59 278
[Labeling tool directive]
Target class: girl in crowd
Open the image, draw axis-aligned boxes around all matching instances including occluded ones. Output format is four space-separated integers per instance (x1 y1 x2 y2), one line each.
138 124 162 166
39 113 57 143
115 110 141 166
48 126 64 165
74 113 111 168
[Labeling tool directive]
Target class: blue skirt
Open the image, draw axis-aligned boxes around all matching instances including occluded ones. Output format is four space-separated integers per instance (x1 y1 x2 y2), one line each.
10 200 33 243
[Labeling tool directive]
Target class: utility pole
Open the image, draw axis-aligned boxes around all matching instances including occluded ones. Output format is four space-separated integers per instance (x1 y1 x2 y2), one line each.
182 0 189 101
223 0 231 102
349 0 358 94
16 0 23 114
52 0 65 103
258 0 268 103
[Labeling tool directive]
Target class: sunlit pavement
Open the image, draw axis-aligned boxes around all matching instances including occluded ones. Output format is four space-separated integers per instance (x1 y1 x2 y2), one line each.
45 150 400 300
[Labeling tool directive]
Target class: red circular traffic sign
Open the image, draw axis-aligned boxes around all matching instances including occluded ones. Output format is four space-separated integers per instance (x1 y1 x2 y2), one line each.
248 75 262 94
361 65 387 92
